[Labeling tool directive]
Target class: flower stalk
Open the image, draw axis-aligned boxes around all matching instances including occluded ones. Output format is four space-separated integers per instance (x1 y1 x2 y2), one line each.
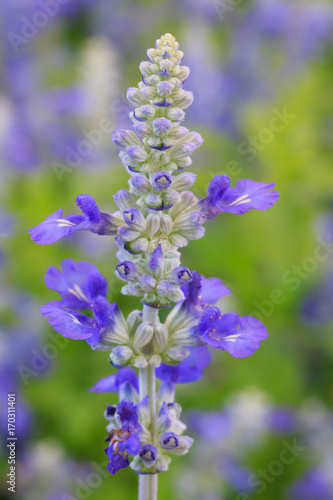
138 474 158 500
29 32 279 499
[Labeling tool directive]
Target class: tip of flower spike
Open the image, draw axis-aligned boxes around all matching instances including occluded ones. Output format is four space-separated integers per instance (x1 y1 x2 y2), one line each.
156 33 178 47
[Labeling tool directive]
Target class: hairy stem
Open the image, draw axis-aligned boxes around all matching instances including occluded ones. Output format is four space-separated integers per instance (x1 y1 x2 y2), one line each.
138 305 159 500
138 475 158 500
149 362 157 447
138 367 148 400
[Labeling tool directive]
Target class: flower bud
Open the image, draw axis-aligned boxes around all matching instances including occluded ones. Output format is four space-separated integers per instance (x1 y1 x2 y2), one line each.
154 324 169 351
123 208 147 231
179 226 205 241
155 455 171 472
169 234 188 247
146 213 160 238
173 49 184 62
118 226 140 242
149 354 162 367
151 172 173 192
157 81 174 97
139 61 154 77
170 141 196 160
136 104 156 118
163 190 181 205
126 309 142 333
170 436 194 456
116 261 143 281
133 122 153 137
145 193 162 209
114 189 136 210
176 156 192 169
147 48 158 62
172 172 196 191
134 355 148 368
166 287 185 303
139 444 157 465
127 87 148 107
129 175 151 194
156 401 172 431
159 59 174 73
160 432 179 450
156 280 174 297
142 292 159 306
140 84 157 100
168 191 198 219
125 283 145 297
186 131 204 148
133 322 154 349
173 90 193 109
126 145 148 162
167 126 188 140
109 346 134 367
160 214 173 235
173 211 205 231
130 237 149 253
170 266 193 285
174 65 190 80
152 118 172 136
147 245 164 279
146 74 160 86
163 346 190 363
138 275 157 292
167 107 185 122
112 129 141 150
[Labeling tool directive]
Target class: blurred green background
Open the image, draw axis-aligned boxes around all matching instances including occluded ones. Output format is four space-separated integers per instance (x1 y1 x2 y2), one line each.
1 1 333 499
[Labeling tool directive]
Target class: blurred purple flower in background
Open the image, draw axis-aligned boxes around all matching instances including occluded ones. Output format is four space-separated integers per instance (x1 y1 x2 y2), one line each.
175 391 333 500
300 214 333 325
288 399 333 500
177 389 297 499
0 1 122 175
17 440 98 500
183 0 333 135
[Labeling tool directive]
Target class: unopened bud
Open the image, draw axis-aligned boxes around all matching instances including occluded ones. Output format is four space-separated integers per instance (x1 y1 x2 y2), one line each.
133 322 154 350
109 346 134 367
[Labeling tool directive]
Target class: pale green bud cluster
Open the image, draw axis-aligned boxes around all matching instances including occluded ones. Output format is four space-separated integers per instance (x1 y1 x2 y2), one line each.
94 306 195 368
111 34 206 312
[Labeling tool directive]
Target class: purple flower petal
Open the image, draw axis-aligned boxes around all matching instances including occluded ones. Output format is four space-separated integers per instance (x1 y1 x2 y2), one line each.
28 209 86 245
45 258 107 309
88 368 139 394
218 179 279 215
200 277 231 304
40 300 98 342
156 346 211 384
199 307 268 357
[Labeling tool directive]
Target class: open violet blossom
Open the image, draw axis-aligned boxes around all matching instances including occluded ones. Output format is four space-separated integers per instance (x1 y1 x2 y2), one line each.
40 258 123 349
199 174 279 220
29 34 279 498
197 306 268 358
